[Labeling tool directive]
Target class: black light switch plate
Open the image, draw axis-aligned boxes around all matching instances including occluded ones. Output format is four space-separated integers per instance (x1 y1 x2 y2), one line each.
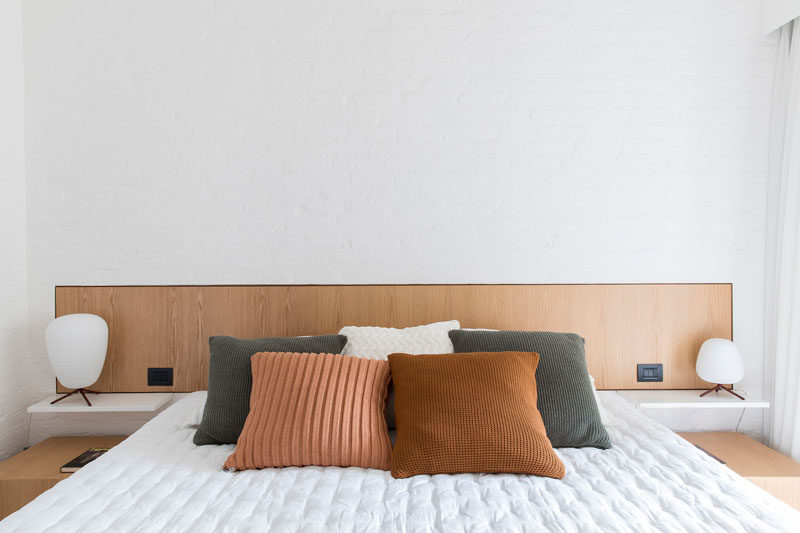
637 363 663 382
147 367 173 386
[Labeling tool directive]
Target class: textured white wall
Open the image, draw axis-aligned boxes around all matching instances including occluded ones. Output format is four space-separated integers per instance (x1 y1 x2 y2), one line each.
763 0 800 33
21 1 774 441
0 0 32 460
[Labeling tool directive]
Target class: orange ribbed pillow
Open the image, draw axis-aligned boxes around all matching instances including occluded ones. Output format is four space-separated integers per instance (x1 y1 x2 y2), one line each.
224 352 392 471
388 351 565 479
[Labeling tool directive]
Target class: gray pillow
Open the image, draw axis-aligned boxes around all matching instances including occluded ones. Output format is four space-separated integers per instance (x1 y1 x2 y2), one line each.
448 330 611 449
193 334 348 445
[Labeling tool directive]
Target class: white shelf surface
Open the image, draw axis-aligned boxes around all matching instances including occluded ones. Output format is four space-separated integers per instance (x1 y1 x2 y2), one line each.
28 392 174 413
617 389 769 409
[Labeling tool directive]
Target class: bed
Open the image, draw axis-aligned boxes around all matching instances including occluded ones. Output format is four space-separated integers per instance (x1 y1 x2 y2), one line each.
2 391 797 532
6 283 790 531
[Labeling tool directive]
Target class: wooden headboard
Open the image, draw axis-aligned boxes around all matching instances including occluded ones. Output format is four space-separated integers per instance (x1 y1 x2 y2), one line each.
54 284 731 392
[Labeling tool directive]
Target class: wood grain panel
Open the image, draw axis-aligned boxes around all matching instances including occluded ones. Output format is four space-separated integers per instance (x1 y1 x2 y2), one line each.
0 435 126 519
678 432 800 510
54 284 731 392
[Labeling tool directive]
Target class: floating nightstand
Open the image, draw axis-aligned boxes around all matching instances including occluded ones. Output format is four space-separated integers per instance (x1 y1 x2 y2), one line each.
28 393 173 413
617 390 769 409
678 432 800 511
0 435 127 519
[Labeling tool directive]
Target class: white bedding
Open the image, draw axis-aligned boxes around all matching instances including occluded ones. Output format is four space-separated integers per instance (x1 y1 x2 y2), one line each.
2 392 798 532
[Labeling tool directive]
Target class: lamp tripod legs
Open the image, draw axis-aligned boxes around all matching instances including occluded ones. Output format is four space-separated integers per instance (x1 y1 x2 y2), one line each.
50 388 99 406
699 384 745 400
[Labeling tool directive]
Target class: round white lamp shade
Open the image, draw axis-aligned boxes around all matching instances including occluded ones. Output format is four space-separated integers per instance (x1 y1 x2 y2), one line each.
45 313 108 389
696 338 744 385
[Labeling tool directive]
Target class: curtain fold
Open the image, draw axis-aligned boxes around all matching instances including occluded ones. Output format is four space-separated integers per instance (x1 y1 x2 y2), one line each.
766 19 800 459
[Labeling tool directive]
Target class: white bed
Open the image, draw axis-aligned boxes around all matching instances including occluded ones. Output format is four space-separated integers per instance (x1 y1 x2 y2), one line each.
2 392 797 532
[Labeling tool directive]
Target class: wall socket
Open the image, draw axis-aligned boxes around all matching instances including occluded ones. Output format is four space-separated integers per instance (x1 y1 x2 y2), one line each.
637 363 663 382
147 367 173 386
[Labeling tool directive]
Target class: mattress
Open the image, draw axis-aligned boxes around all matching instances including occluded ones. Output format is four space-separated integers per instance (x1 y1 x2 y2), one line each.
2 392 797 532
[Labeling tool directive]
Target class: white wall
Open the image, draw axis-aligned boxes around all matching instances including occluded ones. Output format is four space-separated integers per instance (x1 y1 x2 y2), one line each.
0 0 31 460
763 0 800 33
21 1 774 439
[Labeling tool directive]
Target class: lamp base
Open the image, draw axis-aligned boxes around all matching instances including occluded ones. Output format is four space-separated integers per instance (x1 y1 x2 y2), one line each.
699 384 745 400
50 388 99 406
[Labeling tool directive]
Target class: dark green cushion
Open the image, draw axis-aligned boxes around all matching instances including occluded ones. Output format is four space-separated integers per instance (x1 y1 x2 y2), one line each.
448 330 611 449
193 334 347 445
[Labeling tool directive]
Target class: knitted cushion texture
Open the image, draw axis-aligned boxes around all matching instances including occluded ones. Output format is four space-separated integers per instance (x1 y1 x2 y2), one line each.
388 350 565 479
193 334 347 445
448 330 611 449
224 352 392 471
339 320 459 430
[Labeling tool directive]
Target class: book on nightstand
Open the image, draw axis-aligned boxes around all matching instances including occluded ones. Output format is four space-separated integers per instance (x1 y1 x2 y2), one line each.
60 448 111 473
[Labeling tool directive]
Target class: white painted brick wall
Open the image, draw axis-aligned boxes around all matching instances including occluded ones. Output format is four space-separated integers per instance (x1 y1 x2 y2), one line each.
19 1 776 448
0 0 32 461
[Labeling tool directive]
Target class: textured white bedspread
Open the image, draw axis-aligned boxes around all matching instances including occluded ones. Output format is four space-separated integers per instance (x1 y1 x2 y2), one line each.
2 392 798 532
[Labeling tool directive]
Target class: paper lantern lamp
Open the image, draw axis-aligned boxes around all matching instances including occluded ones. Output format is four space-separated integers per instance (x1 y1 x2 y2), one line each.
696 338 745 400
45 313 108 406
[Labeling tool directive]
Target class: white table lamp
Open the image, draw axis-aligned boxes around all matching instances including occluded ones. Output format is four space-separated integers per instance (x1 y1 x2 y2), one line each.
45 313 108 406
696 338 745 400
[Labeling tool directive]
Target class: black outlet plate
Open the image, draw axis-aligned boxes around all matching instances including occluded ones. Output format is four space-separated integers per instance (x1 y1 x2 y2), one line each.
637 363 663 382
147 367 173 386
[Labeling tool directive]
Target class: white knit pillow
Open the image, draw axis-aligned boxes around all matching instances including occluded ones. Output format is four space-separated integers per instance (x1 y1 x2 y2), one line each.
339 320 460 360
589 375 611 426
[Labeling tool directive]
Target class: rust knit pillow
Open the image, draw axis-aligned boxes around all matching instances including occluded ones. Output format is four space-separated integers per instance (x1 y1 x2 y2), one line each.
388 351 565 479
224 352 392 471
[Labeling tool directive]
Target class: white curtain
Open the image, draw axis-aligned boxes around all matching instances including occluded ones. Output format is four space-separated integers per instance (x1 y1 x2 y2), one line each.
766 19 800 459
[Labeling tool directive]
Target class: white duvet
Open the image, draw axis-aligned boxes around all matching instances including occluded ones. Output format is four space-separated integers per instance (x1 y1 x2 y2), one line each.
2 392 798 532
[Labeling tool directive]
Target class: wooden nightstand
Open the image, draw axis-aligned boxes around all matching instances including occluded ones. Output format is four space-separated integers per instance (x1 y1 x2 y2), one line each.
678 431 800 511
0 435 126 519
